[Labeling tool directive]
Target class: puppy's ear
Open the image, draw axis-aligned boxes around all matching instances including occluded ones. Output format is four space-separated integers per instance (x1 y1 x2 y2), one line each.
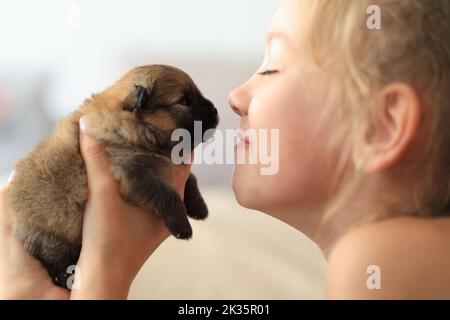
134 85 151 111
131 80 157 111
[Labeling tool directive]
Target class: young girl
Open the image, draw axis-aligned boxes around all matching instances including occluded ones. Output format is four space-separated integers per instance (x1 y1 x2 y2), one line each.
1 0 449 299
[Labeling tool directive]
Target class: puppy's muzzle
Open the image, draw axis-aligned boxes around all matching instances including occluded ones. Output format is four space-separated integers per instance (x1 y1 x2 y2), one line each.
199 98 219 131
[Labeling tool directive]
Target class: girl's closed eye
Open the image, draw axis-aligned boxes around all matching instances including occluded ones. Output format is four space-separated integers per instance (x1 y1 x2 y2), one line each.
257 36 286 77
258 70 279 76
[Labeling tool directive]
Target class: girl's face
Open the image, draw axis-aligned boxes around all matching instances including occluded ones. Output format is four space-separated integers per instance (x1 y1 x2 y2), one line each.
229 0 342 224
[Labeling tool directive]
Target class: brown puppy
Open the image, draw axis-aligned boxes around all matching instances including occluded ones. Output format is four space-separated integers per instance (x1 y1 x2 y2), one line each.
5 65 219 288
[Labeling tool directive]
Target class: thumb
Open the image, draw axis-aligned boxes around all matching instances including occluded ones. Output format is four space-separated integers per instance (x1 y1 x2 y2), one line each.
0 183 12 235
79 116 119 196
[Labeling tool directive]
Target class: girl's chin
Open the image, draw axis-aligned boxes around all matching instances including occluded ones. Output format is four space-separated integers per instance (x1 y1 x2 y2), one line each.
232 168 264 210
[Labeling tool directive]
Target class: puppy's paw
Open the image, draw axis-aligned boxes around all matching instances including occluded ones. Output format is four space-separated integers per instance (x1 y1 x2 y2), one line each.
185 199 208 220
165 216 193 240
183 174 209 220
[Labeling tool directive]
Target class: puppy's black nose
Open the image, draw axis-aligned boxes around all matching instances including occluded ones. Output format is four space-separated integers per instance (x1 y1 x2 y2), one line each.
213 107 218 115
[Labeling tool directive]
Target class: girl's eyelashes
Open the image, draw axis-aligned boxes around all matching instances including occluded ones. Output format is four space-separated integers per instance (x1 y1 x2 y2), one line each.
258 70 279 76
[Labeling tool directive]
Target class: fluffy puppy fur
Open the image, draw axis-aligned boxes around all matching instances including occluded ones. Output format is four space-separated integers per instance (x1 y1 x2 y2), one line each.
6 65 219 288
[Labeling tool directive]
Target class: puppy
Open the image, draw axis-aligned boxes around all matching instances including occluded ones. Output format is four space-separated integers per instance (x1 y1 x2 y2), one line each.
6 65 219 288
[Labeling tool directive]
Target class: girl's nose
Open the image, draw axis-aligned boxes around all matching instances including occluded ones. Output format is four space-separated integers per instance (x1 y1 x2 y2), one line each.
228 83 250 117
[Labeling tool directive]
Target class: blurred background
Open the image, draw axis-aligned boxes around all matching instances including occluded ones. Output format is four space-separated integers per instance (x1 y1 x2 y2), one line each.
0 0 325 299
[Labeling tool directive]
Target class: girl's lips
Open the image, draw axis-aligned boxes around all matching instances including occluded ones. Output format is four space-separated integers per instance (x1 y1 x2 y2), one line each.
235 129 251 150
241 137 251 144
237 129 251 144
234 140 249 152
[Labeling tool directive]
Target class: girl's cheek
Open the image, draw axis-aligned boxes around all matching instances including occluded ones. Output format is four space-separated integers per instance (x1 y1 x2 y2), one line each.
257 86 302 128
251 79 284 111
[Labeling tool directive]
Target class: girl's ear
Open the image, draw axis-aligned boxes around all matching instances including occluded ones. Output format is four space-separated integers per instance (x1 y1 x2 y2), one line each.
353 83 422 173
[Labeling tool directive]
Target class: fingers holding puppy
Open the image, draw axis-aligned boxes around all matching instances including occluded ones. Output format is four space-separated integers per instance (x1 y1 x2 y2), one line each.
79 116 121 198
79 115 193 200
0 172 14 234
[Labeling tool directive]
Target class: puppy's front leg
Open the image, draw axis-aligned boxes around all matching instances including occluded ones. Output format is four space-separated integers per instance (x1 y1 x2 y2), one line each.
184 173 208 220
115 154 193 239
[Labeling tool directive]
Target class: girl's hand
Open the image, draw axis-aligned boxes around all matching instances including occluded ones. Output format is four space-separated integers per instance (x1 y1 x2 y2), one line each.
71 117 192 299
0 182 70 300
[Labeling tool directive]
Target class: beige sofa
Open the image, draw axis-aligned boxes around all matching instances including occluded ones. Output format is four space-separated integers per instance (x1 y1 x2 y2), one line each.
129 188 326 299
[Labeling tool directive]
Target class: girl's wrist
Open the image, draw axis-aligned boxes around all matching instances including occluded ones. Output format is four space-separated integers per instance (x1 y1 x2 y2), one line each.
71 254 134 300
0 278 68 300
71 273 131 300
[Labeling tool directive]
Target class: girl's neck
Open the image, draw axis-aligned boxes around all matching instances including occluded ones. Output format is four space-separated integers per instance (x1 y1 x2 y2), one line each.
269 186 387 259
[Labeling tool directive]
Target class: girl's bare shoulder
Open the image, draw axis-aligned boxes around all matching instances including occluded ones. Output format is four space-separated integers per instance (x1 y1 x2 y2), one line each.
327 216 450 299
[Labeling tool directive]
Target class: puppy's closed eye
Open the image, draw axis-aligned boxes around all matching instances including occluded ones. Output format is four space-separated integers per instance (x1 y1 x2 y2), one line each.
178 96 193 107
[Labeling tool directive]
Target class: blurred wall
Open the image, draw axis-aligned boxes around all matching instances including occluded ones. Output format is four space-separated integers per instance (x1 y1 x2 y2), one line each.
0 0 277 186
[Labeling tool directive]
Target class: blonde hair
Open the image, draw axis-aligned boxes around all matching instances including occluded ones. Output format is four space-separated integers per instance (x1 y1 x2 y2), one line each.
303 0 450 225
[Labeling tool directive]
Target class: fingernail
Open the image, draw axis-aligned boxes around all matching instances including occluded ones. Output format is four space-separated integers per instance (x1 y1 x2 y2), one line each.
79 116 89 134
8 171 15 184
